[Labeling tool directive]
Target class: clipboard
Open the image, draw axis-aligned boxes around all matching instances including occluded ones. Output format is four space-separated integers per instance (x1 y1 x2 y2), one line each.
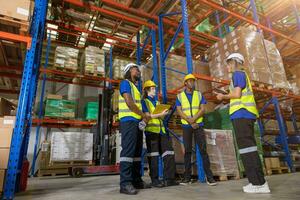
152 104 171 114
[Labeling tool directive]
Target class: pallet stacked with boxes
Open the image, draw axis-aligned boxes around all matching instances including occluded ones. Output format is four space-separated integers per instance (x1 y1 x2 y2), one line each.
81 46 105 76
207 26 289 89
0 116 16 193
53 46 79 72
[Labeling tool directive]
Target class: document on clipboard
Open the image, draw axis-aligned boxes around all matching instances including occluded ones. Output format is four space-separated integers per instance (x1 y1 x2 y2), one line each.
152 104 171 114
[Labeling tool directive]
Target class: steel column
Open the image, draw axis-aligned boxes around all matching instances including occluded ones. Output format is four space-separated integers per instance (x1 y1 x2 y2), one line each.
31 33 51 176
266 17 276 43
214 11 223 38
180 0 194 74
109 47 113 89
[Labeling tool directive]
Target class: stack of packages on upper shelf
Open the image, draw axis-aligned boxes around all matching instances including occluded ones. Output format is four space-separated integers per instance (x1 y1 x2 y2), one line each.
82 46 105 76
207 26 290 90
54 46 79 71
0 100 16 193
113 57 135 80
44 94 76 119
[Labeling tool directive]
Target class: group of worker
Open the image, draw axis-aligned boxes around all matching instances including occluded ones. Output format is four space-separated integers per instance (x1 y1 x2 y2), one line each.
118 53 271 195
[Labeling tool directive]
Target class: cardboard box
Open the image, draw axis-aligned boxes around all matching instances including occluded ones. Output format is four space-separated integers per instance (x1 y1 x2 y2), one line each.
0 148 10 169
0 169 5 192
0 0 31 21
0 128 13 148
0 98 16 117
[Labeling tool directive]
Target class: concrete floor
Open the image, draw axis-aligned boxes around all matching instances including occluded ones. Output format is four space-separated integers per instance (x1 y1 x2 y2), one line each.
15 173 300 200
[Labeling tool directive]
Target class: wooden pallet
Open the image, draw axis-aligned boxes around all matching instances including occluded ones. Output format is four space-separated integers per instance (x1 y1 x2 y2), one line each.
266 167 290 175
43 116 75 120
37 168 69 177
213 173 240 181
51 66 79 73
84 71 104 77
0 14 29 34
50 160 93 167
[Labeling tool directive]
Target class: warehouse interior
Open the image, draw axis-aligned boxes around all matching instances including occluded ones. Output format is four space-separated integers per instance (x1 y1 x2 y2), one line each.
0 0 300 199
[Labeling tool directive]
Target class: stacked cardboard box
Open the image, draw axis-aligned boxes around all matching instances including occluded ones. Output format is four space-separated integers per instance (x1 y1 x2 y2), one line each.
44 95 76 119
0 98 16 116
113 57 134 80
0 116 15 193
84 102 99 120
204 107 264 175
50 132 93 162
0 0 32 21
208 27 290 89
205 129 240 177
264 40 289 89
82 46 105 75
54 46 79 71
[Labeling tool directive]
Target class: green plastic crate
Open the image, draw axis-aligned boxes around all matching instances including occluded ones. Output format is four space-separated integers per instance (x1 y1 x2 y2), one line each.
85 102 99 120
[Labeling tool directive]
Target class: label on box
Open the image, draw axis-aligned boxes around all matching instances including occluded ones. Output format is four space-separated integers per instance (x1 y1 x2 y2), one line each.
17 7 29 16
207 138 216 145
55 58 65 65
231 31 236 37
234 45 239 51
3 119 14 125
222 38 227 44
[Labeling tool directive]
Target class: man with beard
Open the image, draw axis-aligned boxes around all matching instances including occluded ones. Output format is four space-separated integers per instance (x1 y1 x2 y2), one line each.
118 63 151 195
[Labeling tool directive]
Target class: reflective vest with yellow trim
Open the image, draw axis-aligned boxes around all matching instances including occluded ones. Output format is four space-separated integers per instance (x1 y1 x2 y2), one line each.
177 91 203 125
118 80 142 120
144 99 166 134
229 71 259 118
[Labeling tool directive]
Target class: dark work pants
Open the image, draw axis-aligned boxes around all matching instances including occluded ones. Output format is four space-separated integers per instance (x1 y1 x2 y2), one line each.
119 121 143 187
145 132 176 182
232 118 265 185
183 127 214 180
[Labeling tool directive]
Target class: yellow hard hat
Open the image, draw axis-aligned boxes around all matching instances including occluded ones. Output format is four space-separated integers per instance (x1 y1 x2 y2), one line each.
143 80 157 90
184 74 196 82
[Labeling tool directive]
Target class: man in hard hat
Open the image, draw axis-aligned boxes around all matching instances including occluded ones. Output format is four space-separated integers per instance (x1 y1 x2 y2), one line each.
176 74 216 186
215 53 270 193
119 63 151 195
142 80 178 188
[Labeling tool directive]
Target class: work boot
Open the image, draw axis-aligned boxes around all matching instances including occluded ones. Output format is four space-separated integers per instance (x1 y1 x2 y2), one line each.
133 181 152 189
206 177 217 186
164 179 179 187
152 179 165 188
180 178 192 185
120 184 138 195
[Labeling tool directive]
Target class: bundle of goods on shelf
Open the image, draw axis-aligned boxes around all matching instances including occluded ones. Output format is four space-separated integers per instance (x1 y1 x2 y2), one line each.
113 57 135 80
84 102 99 120
207 26 290 90
44 94 76 119
82 46 105 76
204 107 265 176
50 132 93 163
0 116 16 193
54 46 79 71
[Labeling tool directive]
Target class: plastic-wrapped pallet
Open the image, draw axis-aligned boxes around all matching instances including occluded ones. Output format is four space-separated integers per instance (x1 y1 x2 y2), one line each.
204 129 240 177
54 46 79 71
263 40 289 89
113 58 133 80
84 46 105 75
50 132 93 162
207 27 273 85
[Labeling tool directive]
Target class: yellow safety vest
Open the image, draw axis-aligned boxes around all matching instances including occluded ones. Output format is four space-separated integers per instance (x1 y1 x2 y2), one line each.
229 71 259 118
144 99 166 134
177 90 203 125
118 80 142 120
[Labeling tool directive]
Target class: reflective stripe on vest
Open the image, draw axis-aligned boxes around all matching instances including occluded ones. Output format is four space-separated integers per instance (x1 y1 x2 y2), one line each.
118 80 142 120
239 146 257 154
229 71 259 118
144 99 166 134
177 91 203 125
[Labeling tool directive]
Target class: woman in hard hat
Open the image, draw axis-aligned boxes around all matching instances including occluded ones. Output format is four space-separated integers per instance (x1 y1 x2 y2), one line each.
142 80 178 187
216 53 270 194
176 74 216 186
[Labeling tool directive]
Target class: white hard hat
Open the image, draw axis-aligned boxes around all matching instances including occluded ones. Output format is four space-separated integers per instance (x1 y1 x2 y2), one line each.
123 63 140 74
226 53 245 64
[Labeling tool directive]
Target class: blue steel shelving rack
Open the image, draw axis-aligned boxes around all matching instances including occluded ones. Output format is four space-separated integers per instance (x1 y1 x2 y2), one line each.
2 0 48 199
2 0 300 198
